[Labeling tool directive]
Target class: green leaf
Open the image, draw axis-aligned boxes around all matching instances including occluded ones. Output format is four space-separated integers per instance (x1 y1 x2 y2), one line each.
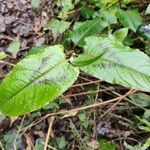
31 0 40 8
57 0 79 19
78 113 89 128
136 116 150 127
72 36 150 92
35 138 44 150
117 9 142 32
124 141 144 150
4 130 22 150
145 4 150 15
113 28 128 41
99 11 117 25
69 16 115 46
99 139 116 150
0 45 79 116
124 138 150 150
56 137 68 149
142 138 150 150
46 19 71 40
8 39 20 57
80 7 95 19
0 52 7 60
129 93 150 107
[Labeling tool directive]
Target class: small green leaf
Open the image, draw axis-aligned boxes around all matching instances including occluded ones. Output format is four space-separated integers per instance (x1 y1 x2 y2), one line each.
99 139 116 150
117 9 142 32
57 0 79 19
8 39 20 57
143 138 150 150
124 141 143 150
81 7 95 19
113 28 128 41
0 45 79 116
78 113 89 128
144 110 150 119
145 4 150 15
136 116 150 127
73 36 150 92
0 52 7 60
46 19 71 40
56 137 68 149
31 0 40 8
124 138 150 150
35 138 44 150
129 93 150 107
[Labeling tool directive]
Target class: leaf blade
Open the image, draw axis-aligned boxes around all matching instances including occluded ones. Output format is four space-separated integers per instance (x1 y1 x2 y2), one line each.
0 45 79 116
73 36 150 92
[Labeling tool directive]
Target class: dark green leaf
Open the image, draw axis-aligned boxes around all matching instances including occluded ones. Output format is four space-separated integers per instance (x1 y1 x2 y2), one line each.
69 13 117 46
35 138 44 150
56 137 68 149
81 7 95 19
117 9 142 32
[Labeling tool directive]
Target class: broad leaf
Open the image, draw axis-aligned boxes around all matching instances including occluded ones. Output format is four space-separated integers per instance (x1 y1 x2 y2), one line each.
69 14 116 46
0 45 79 116
71 36 150 92
117 9 142 32
45 19 71 40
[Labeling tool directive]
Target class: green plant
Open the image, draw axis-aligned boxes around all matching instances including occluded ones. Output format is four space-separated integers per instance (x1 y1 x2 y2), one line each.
0 5 150 117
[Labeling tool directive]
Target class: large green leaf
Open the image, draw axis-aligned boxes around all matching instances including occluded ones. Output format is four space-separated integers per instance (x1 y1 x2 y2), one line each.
69 13 117 46
0 45 79 116
71 36 150 92
117 9 142 32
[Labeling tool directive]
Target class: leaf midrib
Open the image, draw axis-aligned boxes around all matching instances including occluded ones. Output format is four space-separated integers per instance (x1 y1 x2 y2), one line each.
1 59 67 109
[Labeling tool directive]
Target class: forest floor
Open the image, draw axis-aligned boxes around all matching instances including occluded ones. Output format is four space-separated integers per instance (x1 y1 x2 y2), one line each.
0 0 150 150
